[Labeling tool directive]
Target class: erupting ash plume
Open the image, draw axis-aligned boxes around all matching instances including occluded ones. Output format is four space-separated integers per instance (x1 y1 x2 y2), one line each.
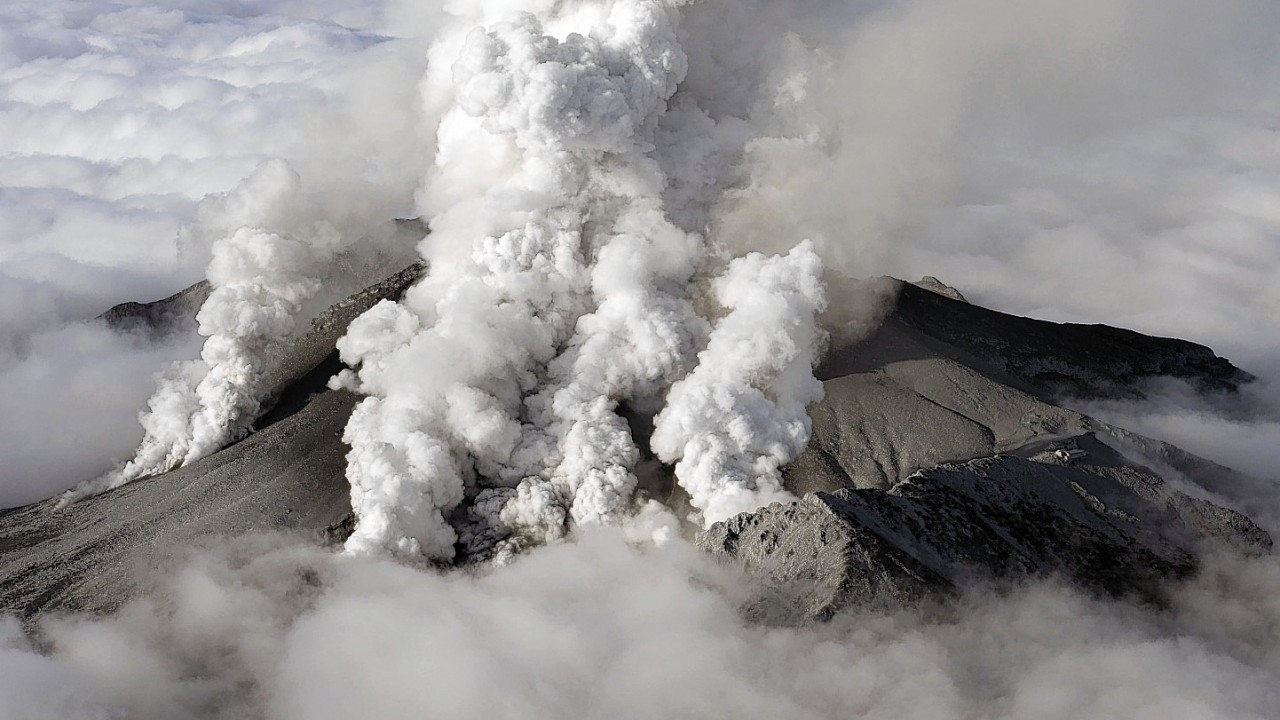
335 0 826 560
65 162 364 501
65 0 828 557
652 242 826 526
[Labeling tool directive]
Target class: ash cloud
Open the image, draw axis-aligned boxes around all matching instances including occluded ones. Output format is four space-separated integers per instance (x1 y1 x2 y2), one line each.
334 0 827 560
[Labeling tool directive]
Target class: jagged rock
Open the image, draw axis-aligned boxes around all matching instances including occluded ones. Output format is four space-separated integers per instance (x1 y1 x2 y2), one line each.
702 439 1272 623
97 279 211 338
914 275 968 303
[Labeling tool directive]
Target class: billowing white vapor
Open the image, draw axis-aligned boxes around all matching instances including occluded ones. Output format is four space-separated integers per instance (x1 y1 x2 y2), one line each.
336 0 826 560
65 162 354 500
77 0 828 553
652 241 826 526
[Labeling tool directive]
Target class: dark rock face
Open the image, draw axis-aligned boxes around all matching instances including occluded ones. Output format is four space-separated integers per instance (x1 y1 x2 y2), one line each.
702 442 1271 622
820 280 1252 401
97 279 211 338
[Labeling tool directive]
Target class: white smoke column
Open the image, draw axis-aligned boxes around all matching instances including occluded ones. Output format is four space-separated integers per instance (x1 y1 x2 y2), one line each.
498 202 706 544
337 0 707 560
652 240 827 526
65 162 347 500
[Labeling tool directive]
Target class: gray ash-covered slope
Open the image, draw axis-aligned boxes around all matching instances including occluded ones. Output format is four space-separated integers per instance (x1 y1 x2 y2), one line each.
0 264 424 619
703 441 1270 623
704 279 1272 621
0 267 1270 622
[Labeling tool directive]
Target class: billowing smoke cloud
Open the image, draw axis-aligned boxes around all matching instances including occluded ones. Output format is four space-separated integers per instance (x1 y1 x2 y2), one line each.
70 162 358 497
652 242 826 526
334 1 825 559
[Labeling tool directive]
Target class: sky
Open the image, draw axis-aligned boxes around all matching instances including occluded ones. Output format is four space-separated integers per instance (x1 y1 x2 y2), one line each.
2 1 1280 717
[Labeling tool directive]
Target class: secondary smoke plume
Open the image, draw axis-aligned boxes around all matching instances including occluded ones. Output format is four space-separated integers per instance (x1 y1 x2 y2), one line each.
335 0 826 560
62 162 351 499
652 242 827 526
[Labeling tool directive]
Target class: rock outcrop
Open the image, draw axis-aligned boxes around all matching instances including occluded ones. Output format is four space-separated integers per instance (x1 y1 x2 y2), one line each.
702 436 1271 622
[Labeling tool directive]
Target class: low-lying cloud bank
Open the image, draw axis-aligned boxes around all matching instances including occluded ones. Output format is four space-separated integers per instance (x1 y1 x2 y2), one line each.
2 531 1279 720
0 321 200 508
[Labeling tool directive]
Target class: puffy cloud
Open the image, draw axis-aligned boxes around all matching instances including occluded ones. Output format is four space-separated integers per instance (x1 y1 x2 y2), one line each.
3 533 1280 720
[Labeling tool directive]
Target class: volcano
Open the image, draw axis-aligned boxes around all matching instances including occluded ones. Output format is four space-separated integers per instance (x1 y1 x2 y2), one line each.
0 266 1268 622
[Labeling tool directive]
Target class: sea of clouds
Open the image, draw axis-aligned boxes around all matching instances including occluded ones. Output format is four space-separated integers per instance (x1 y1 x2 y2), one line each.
4 0 1280 717
4 529 1280 720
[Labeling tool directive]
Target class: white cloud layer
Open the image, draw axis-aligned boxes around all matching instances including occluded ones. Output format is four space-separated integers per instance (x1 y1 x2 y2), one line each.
3 532 1280 720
